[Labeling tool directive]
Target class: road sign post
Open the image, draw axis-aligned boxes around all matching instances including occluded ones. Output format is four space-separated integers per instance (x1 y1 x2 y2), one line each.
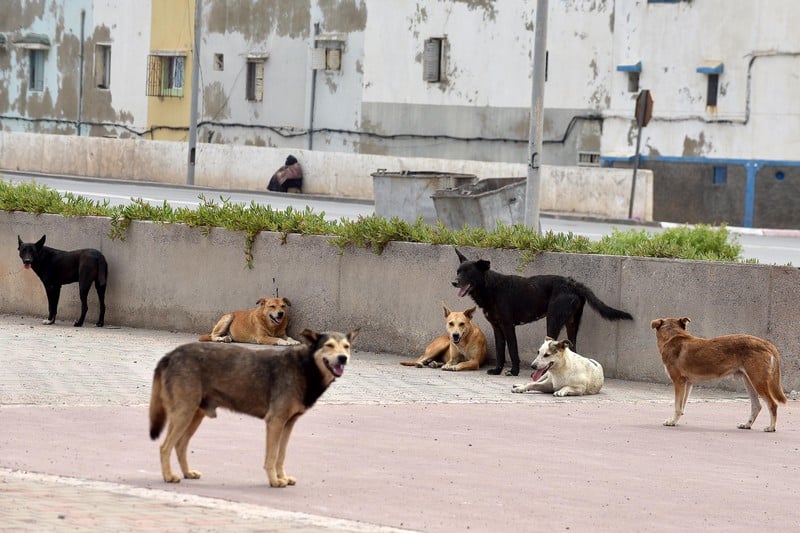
629 90 653 219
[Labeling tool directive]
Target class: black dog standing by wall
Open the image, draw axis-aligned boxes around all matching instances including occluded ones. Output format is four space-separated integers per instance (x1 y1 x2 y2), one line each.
17 235 108 327
451 248 633 376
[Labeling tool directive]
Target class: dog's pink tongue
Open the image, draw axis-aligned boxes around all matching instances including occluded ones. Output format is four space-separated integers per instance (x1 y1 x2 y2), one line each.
531 368 547 382
457 286 468 297
23 264 31 270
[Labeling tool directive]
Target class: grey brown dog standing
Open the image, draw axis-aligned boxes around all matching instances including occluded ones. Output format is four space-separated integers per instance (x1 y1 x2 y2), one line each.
651 317 787 432
149 328 358 487
17 235 108 327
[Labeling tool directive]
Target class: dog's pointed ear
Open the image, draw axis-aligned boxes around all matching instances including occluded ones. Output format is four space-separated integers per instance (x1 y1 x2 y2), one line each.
256 297 266 306
464 306 476 319
560 339 573 350
36 235 46 250
300 328 320 345
17 235 22 249
282 297 292 307
476 259 491 272
679 317 691 329
545 336 554 342
650 319 663 330
442 303 452 317
455 248 468 264
346 328 360 342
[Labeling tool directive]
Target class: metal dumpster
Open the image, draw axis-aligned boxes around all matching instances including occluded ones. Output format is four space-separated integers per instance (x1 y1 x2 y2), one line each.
432 177 526 231
372 170 477 224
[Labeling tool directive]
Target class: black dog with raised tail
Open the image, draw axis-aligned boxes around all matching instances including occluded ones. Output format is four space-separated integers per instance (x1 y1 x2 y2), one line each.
452 248 632 376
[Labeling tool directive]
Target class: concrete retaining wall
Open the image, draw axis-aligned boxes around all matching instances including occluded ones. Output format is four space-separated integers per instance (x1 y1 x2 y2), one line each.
3 211 798 391
0 132 653 220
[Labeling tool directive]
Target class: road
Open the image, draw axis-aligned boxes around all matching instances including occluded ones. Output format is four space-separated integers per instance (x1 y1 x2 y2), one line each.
4 171 800 266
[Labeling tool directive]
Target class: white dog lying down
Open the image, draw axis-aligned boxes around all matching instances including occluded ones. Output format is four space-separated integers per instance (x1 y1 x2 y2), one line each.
512 337 604 396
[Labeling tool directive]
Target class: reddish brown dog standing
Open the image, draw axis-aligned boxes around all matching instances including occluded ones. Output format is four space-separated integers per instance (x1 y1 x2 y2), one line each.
651 317 787 432
199 297 299 346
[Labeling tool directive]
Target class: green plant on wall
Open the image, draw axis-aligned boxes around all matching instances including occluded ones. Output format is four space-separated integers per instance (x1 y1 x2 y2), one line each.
0 178 743 268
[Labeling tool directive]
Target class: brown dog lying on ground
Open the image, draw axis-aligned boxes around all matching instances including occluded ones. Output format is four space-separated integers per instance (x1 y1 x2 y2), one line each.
651 317 787 432
150 328 358 487
401 304 488 371
199 297 299 345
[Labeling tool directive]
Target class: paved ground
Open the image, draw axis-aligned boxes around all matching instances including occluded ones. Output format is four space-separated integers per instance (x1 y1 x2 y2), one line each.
1 313 799 532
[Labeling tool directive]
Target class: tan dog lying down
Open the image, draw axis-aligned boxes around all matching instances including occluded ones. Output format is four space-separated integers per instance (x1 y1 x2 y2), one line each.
199 297 299 346
512 337 604 396
401 304 488 371
651 317 787 432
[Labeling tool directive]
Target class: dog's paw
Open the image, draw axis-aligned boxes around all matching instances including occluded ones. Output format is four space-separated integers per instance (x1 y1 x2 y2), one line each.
763 426 776 433
511 384 526 393
428 361 443 369
163 473 181 483
269 478 289 488
42 318 55 325
737 423 753 430
487 368 503 375
284 337 301 345
663 419 677 427
221 335 232 343
184 469 202 480
73 321 84 327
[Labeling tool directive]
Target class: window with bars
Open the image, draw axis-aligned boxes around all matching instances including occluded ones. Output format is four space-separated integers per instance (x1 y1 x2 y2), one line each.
146 53 185 97
95 44 111 89
246 59 265 102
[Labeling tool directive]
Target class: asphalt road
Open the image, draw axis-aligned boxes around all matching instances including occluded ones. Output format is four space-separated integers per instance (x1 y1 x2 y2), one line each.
4 171 800 265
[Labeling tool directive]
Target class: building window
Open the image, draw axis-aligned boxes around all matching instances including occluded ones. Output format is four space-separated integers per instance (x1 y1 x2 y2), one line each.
146 53 185 97
696 62 723 109
95 44 111 89
214 53 224 71
617 62 641 93
706 74 719 107
423 37 445 82
712 166 727 185
246 59 265 102
29 49 45 91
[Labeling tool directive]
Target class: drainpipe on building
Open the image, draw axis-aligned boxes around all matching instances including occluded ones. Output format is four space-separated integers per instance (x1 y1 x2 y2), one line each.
77 9 85 136
187 0 203 185
308 22 320 151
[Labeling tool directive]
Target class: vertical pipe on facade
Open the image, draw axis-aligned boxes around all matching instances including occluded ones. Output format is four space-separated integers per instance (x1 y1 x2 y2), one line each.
187 0 202 185
77 10 85 136
524 0 548 232
308 22 320 151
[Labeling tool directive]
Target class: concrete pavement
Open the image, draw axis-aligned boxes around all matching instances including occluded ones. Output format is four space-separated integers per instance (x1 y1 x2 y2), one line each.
1 313 799 532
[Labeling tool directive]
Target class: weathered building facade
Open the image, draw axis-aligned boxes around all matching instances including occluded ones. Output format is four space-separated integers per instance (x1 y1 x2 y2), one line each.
1 1 799 227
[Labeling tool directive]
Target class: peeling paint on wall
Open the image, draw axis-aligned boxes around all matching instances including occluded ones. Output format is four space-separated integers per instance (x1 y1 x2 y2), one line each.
318 0 367 32
207 0 311 40
683 132 712 158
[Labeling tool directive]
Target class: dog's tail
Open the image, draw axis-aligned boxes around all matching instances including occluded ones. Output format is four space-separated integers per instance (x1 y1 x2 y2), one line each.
771 353 788 404
573 280 633 321
198 334 212 342
400 361 419 366
149 357 169 440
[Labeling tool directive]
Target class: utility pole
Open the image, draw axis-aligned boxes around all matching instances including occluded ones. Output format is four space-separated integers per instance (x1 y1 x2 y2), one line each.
523 0 548 232
187 0 202 186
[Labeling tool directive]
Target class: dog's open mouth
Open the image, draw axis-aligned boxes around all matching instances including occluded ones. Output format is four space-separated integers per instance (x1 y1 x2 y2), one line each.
23 263 31 270
531 362 553 382
456 283 471 297
269 315 284 325
324 357 346 378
